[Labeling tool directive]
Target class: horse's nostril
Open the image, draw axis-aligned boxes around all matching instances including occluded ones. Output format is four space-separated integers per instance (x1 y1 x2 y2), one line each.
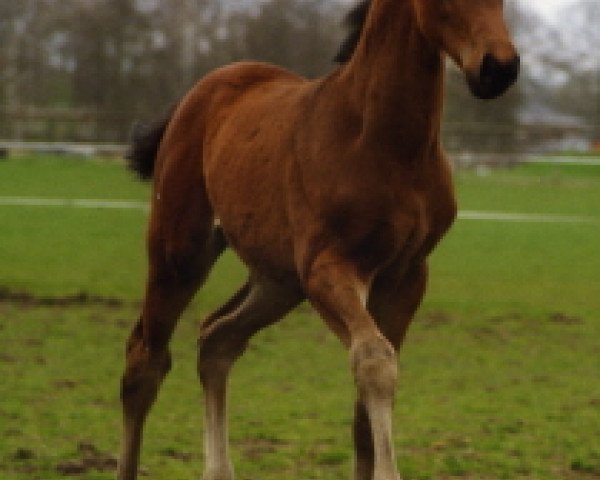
480 53 520 87
508 55 521 81
480 53 500 85
469 52 520 100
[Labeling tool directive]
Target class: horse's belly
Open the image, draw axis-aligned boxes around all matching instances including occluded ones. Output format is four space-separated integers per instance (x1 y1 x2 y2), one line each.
220 205 296 278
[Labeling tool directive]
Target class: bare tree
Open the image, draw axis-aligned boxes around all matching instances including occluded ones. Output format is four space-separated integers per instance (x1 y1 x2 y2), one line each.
550 0 600 139
222 0 340 78
4 0 594 148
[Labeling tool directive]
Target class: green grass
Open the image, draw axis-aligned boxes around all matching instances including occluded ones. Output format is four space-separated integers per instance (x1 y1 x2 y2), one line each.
0 155 149 200
0 154 599 479
454 164 600 217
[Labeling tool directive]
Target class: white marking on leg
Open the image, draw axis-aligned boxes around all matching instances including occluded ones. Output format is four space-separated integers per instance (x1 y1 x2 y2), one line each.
351 337 400 480
203 375 234 480
368 397 401 480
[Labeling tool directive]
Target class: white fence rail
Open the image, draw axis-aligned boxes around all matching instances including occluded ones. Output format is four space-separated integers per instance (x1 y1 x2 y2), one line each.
1 141 599 166
0 141 126 158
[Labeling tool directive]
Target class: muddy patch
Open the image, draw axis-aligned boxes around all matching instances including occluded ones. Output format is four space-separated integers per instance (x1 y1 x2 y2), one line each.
10 448 37 475
53 379 79 390
419 311 454 328
12 448 35 461
56 442 118 476
0 353 18 363
159 447 194 462
234 436 290 461
0 288 127 308
548 312 584 325
471 325 511 343
487 313 524 323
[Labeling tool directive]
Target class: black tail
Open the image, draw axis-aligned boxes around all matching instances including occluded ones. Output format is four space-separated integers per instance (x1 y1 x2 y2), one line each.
126 107 175 180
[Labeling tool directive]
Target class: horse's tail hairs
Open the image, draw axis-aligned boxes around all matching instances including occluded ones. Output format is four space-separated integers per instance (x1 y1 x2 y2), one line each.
126 105 177 180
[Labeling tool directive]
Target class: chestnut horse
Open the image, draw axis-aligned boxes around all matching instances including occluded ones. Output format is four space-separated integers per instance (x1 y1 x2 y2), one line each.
118 0 519 479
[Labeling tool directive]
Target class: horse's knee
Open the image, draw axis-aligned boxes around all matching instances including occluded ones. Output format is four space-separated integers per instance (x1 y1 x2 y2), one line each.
350 336 398 400
121 329 172 416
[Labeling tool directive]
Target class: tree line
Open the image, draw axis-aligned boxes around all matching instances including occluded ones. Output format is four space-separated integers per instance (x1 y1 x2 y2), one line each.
0 0 597 151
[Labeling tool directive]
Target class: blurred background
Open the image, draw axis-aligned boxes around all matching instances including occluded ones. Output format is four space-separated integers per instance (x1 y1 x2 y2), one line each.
0 0 598 156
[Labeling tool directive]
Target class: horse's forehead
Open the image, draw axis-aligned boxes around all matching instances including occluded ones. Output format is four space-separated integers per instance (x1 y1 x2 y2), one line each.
448 0 506 24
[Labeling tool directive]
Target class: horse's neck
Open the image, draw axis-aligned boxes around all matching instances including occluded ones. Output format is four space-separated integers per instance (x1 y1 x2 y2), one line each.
339 0 445 156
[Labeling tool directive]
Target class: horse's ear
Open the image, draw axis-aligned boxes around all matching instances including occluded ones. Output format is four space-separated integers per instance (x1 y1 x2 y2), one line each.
334 0 371 63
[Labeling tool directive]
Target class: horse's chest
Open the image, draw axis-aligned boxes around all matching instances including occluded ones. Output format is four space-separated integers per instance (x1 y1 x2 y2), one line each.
324 184 455 275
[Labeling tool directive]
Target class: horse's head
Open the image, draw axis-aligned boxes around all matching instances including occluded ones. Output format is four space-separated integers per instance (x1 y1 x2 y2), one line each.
412 0 520 99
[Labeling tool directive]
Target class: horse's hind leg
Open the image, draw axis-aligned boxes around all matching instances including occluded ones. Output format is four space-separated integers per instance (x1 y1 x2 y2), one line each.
198 276 302 480
118 210 226 479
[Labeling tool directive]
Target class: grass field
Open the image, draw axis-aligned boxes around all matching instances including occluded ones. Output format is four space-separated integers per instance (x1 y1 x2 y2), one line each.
0 154 599 480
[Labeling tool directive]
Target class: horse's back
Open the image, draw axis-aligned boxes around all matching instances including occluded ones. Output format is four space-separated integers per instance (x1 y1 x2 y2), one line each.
153 62 299 188
187 61 305 124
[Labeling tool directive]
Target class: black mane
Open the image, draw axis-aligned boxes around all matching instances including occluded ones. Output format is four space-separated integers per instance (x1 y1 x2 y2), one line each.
334 0 372 63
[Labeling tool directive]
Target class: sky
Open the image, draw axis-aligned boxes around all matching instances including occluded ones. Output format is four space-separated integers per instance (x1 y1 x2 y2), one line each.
333 0 581 20
230 0 585 22
530 0 578 21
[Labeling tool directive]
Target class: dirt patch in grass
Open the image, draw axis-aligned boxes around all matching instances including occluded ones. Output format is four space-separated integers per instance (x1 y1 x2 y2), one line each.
487 313 524 323
12 448 36 461
159 447 194 462
0 353 18 363
55 442 118 476
548 312 584 325
52 379 80 390
234 437 291 461
470 325 512 343
420 312 454 328
0 288 128 308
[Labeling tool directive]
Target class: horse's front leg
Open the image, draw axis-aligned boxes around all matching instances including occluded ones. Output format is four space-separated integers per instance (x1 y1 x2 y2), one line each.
355 261 428 480
303 251 402 480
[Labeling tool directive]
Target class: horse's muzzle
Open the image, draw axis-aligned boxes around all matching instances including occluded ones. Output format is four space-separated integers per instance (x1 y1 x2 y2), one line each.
468 53 520 100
